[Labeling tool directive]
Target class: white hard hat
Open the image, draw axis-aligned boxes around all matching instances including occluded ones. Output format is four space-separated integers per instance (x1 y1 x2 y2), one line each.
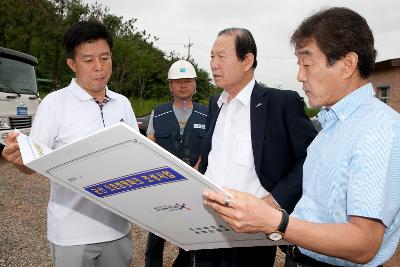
168 60 197 80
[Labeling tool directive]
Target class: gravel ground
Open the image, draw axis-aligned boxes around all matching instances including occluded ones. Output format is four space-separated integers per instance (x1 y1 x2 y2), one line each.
0 157 398 267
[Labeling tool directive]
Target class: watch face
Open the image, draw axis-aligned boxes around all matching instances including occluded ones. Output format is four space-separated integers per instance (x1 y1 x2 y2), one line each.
268 232 283 241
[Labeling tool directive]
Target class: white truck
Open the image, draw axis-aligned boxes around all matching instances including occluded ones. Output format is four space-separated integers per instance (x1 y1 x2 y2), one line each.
0 47 41 145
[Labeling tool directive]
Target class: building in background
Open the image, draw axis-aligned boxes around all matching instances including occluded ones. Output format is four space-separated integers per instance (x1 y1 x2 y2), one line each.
369 58 400 112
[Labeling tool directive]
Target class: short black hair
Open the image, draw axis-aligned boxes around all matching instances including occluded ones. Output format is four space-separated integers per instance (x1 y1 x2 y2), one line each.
291 7 376 79
63 20 113 59
218 28 257 69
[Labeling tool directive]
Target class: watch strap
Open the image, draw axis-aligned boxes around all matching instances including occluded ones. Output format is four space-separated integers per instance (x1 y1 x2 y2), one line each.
277 208 289 235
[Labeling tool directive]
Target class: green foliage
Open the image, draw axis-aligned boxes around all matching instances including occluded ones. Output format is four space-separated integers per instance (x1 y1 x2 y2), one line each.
130 97 170 117
0 0 216 103
304 107 320 118
110 35 170 99
38 91 49 100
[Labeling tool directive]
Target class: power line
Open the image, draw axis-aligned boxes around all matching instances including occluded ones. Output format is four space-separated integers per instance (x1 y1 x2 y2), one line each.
184 37 194 60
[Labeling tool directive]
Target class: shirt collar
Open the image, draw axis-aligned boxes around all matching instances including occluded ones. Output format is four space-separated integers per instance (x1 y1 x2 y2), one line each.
67 78 117 101
317 83 375 128
105 88 119 99
217 78 255 107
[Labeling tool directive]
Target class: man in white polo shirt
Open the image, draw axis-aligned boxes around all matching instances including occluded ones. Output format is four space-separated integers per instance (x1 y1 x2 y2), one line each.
2 21 138 267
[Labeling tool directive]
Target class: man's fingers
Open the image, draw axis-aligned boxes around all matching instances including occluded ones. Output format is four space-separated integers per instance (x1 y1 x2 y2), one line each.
203 199 245 233
222 188 240 196
4 143 20 154
2 142 23 165
5 131 19 143
204 198 229 217
203 190 230 207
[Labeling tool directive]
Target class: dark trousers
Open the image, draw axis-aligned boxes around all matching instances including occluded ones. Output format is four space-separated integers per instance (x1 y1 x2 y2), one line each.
282 246 338 267
145 232 194 267
195 246 277 267
282 246 383 267
284 254 333 267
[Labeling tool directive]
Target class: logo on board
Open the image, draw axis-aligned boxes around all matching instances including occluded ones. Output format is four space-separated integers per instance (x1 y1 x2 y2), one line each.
154 203 191 212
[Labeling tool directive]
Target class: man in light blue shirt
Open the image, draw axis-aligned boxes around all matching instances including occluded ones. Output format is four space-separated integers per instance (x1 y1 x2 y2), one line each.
287 81 400 266
201 7 400 267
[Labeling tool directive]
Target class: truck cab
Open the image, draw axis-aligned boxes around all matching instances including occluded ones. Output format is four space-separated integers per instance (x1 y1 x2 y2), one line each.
0 47 41 142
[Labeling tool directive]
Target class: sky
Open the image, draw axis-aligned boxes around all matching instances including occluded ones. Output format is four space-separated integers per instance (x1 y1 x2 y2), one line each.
84 0 400 98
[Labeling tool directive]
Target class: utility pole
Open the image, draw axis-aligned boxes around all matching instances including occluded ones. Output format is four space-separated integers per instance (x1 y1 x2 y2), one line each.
184 37 193 60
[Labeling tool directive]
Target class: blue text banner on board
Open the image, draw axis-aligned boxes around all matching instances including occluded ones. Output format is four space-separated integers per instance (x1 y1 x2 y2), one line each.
85 166 187 198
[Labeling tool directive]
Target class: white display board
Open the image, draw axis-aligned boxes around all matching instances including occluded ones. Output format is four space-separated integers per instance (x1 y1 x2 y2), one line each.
17 123 286 250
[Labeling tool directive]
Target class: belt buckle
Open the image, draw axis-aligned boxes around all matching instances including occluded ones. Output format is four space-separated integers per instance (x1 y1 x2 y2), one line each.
291 245 297 257
289 245 297 260
290 245 303 267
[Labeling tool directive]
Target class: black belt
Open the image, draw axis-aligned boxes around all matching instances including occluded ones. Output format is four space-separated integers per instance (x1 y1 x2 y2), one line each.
281 245 383 267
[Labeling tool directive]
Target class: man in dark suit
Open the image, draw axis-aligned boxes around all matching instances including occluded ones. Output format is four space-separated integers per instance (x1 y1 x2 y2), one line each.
196 28 317 267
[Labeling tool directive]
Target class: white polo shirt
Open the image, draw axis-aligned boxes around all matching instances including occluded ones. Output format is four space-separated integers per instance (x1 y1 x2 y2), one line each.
205 79 269 198
30 79 139 246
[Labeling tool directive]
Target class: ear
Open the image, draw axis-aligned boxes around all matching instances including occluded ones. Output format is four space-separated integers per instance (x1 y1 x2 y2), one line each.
342 52 358 79
243 53 255 72
67 58 76 73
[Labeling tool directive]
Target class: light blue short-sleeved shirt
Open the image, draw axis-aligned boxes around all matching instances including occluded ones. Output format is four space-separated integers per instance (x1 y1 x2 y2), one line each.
291 83 400 266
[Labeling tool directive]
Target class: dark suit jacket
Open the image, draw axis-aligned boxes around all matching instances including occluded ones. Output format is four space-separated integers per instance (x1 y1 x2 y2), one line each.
199 82 317 213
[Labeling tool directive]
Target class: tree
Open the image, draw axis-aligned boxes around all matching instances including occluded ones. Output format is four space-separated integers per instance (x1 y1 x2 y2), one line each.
1 0 216 102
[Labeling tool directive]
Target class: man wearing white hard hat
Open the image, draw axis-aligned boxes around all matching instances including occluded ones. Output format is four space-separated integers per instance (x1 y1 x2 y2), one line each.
144 60 208 267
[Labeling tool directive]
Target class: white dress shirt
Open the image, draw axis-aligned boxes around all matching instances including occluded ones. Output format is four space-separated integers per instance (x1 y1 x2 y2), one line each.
205 79 269 198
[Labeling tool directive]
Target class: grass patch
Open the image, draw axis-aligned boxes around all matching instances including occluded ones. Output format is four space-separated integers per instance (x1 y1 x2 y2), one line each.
130 97 170 117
